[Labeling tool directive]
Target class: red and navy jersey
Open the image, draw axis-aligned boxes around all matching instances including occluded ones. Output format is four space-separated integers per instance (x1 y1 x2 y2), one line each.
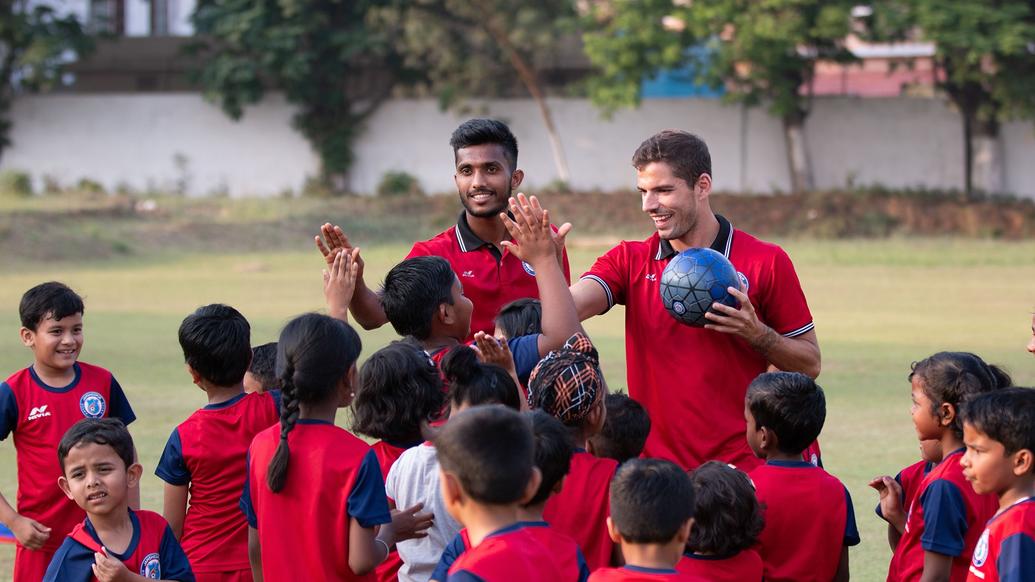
435 523 589 582
588 565 708 581
543 450 619 570
749 460 860 582
582 216 813 470
154 391 280 573
446 522 573 581
42 509 194 582
372 439 420 582
676 549 763 582
427 330 541 387
240 419 391 581
801 439 823 467
406 212 571 342
876 459 934 521
0 362 136 552
967 498 1035 582
888 449 999 582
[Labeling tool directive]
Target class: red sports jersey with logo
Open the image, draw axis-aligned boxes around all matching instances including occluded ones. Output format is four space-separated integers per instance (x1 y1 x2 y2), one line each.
967 498 1035 582
406 212 571 341
888 449 998 582
446 523 567 581
588 565 708 581
372 439 417 582
241 420 391 581
677 549 763 582
0 362 135 581
543 450 618 570
582 217 813 470
155 391 279 576
749 460 860 582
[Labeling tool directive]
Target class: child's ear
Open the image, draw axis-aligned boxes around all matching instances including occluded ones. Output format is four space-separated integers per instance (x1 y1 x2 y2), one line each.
439 470 466 524
338 365 358 407
186 364 203 386
438 302 453 326
57 476 74 501
126 463 143 489
759 426 776 453
676 517 694 545
605 517 622 544
586 395 606 437
518 467 543 506
19 327 34 348
938 402 956 427
1012 448 1034 476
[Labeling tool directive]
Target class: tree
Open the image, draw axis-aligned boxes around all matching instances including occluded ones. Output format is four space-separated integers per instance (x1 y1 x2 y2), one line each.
864 1 1035 195
583 0 857 192
0 1 93 164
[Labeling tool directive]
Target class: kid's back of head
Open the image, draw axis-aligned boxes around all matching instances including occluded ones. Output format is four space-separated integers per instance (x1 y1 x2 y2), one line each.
910 351 1010 439
178 303 252 387
436 405 536 505
58 418 135 475
528 333 605 431
525 410 575 507
381 256 456 340
609 458 695 544
495 298 542 338
442 344 520 411
588 393 651 464
352 341 445 444
246 342 280 393
962 387 1035 465
266 313 362 493
746 372 825 457
20 281 84 330
687 461 764 557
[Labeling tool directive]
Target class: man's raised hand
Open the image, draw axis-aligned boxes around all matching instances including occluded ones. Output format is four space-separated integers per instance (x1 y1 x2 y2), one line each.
315 223 365 278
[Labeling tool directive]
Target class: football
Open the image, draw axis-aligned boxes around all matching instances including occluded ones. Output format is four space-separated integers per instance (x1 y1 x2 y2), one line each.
659 247 740 327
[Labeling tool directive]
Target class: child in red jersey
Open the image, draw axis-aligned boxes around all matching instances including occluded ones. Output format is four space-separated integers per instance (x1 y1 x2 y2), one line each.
961 388 1035 582
589 459 702 581
242 343 278 394
433 411 589 582
745 372 859 582
885 352 1008 582
240 314 406 581
0 282 137 582
437 405 565 582
529 333 619 570
587 393 651 465
871 439 943 551
45 418 193 581
154 304 281 582
677 461 764 581
352 341 443 582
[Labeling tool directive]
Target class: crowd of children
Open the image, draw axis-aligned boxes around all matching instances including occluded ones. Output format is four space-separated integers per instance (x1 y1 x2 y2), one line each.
0 192 1033 582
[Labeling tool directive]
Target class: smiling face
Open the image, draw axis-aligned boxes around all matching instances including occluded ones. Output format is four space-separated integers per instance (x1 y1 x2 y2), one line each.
21 312 83 376
58 442 140 517
637 161 705 246
454 144 523 219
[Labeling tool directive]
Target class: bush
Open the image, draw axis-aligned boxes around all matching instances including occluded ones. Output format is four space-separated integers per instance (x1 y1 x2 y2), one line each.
0 170 33 197
75 178 106 195
376 171 423 197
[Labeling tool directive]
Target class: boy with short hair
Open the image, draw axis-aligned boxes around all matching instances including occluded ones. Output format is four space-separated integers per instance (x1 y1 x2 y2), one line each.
437 405 563 581
588 459 701 581
243 342 278 394
44 418 194 581
0 282 136 581
155 304 280 581
745 372 859 582
587 393 651 465
961 387 1035 582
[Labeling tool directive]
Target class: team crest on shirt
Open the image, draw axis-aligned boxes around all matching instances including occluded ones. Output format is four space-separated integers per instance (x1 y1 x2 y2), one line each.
140 553 161 578
737 272 750 292
522 261 536 276
79 392 106 418
972 528 990 567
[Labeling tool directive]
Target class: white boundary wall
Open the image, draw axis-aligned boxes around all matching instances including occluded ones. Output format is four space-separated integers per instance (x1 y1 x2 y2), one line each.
3 94 1034 198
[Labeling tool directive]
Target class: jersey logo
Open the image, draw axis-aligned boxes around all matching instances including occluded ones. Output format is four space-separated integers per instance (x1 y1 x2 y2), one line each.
462 270 475 278
27 405 52 421
737 272 750 293
79 392 106 418
809 452 819 466
521 262 536 276
645 273 657 282
972 528 989 567
139 553 161 578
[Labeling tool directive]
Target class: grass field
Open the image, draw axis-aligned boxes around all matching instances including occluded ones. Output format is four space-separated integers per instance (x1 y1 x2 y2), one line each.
1 238 1033 581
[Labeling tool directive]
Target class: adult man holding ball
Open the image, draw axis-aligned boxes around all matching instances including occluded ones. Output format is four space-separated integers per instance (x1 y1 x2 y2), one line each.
569 130 820 471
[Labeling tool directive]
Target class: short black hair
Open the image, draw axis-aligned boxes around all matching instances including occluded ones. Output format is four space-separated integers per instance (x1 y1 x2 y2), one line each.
249 342 280 392
687 461 764 557
746 372 826 456
381 256 455 340
962 387 1035 463
525 410 574 507
631 130 712 186
910 352 1008 439
442 345 521 411
353 341 445 444
178 304 252 387
494 298 542 338
589 393 651 464
450 119 519 171
436 405 535 504
610 458 695 544
58 418 135 471
20 282 84 331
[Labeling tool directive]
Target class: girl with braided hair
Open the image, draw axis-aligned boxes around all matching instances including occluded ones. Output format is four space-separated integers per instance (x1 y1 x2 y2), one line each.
239 313 402 581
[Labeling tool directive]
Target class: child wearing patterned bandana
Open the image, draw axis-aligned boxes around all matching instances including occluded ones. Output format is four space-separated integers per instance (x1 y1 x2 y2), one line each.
529 333 620 570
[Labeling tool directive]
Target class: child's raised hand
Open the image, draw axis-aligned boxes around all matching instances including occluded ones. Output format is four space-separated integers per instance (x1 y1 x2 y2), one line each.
92 547 130 582
315 223 365 275
10 514 50 549
472 332 517 378
323 248 360 322
500 193 569 268
391 502 434 543
868 475 906 531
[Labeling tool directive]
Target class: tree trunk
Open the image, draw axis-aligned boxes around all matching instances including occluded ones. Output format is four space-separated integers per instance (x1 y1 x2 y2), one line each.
961 106 974 197
971 119 1003 195
782 113 814 192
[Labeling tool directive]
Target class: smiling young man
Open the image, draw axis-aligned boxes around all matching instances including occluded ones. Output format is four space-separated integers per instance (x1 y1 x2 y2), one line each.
316 119 571 341
567 130 821 472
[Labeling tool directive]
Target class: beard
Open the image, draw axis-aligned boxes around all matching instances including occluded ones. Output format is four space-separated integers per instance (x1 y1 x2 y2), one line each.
460 183 512 218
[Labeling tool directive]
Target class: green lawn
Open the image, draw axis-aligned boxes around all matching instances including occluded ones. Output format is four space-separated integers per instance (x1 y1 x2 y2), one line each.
1 239 1033 581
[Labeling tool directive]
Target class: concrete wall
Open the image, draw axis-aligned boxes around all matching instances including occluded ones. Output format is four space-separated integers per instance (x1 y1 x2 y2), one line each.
3 94 1034 198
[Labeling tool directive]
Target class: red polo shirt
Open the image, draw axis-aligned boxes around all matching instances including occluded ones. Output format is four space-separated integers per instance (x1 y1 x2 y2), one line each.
407 212 571 341
582 216 814 470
